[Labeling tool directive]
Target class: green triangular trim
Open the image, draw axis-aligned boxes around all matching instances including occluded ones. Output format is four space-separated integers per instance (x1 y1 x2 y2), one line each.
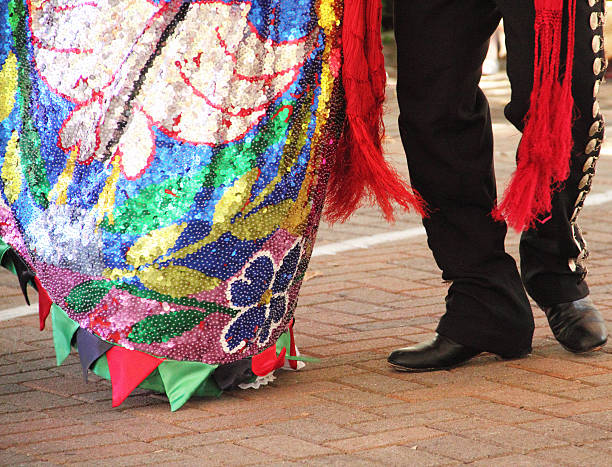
274 329 318 362
45 305 314 409
159 360 219 411
192 376 223 399
276 331 291 353
0 238 10 263
90 353 111 381
138 368 165 393
0 238 16 274
51 305 79 366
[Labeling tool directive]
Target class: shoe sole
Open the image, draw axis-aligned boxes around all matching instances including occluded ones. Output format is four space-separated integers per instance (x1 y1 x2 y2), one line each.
387 357 478 373
560 337 607 354
388 349 531 373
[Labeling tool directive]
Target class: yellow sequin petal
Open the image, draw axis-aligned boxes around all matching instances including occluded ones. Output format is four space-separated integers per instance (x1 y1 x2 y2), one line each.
1 131 22 204
0 52 17 122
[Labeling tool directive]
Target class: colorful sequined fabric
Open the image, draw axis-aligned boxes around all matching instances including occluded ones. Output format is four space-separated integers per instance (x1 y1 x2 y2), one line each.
0 0 344 365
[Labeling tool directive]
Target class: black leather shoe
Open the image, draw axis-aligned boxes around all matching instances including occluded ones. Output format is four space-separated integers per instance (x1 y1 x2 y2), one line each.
542 296 608 353
388 334 483 372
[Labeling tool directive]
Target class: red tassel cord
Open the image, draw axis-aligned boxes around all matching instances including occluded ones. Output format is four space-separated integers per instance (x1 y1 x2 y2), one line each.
325 0 426 223
494 0 576 231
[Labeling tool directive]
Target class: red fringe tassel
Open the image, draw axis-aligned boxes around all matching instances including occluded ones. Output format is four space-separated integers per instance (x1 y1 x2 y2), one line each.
325 0 426 223
493 0 576 231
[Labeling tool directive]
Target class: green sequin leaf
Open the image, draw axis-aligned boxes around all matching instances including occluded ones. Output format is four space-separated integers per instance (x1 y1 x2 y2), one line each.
8 0 50 209
128 309 206 344
101 104 291 237
64 280 114 314
114 281 237 317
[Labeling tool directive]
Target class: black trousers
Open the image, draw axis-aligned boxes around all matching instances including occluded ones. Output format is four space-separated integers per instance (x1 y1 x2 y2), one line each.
394 0 605 355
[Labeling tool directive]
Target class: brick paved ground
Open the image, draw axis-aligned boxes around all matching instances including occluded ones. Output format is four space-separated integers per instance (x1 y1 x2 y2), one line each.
1 67 612 465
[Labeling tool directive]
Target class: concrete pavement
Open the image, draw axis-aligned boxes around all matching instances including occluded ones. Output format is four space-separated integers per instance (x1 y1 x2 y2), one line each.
1 71 612 465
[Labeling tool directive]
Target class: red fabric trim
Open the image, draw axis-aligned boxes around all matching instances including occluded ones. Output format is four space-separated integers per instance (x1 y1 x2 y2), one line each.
494 0 576 231
34 277 52 331
251 344 287 377
107 346 164 407
325 0 426 223
288 319 298 370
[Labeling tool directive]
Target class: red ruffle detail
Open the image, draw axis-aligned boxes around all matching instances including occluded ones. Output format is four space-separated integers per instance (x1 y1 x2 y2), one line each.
494 0 576 231
325 0 426 223
251 344 287 377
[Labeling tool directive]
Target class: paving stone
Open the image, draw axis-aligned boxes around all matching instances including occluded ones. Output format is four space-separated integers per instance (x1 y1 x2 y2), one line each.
539 397 612 417
0 423 106 449
315 300 393 317
367 396 482 417
236 434 337 460
469 454 559 466
313 387 404 408
529 445 612 467
426 416 501 434
518 418 612 443
82 449 200 466
22 376 108 397
96 418 192 442
152 427 269 450
0 447 59 466
585 439 612 454
557 384 612 401
413 434 512 462
1 416 85 436
305 337 406 357
0 410 49 424
305 310 372 326
569 409 612 431
0 390 83 411
391 379 504 403
175 405 312 432
335 373 424 394
182 442 281 465
477 385 574 409
324 427 445 453
300 402 381 425
326 327 421 344
129 403 220 422
286 454 385 466
509 356 608 378
279 364 368 384
259 418 360 443
334 287 410 306
452 401 548 423
40 441 160 463
462 424 569 452
358 445 455 466
0 383 32 395
350 410 464 434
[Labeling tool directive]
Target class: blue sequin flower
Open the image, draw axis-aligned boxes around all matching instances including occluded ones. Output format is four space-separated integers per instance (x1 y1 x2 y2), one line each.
222 242 302 353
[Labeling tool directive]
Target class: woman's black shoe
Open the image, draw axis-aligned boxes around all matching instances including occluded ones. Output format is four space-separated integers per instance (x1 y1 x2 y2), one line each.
542 297 608 353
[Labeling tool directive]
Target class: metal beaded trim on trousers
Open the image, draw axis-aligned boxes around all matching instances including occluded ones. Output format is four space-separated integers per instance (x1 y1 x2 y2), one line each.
569 0 606 275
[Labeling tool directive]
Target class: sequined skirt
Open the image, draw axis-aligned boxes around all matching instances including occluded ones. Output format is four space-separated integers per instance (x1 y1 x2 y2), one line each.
0 0 344 408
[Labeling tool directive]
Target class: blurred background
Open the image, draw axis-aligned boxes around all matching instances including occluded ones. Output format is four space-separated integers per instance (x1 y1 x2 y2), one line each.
381 0 612 78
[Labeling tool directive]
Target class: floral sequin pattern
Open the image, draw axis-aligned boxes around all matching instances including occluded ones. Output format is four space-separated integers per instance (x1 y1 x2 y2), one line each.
223 242 302 353
0 0 345 363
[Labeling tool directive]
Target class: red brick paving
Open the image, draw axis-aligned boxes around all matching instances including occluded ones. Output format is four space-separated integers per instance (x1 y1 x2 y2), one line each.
1 73 612 466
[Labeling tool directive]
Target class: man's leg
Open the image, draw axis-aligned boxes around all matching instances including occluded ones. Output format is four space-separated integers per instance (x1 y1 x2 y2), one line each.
497 0 607 352
392 0 534 359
